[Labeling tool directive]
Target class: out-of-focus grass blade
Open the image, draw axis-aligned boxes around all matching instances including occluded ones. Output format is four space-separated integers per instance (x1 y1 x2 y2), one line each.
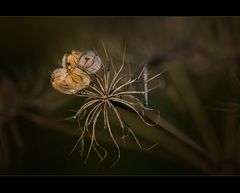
166 61 220 163
115 106 215 174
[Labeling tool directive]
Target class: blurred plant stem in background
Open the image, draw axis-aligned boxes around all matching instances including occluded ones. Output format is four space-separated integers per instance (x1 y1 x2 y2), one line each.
116 106 214 173
0 67 74 172
167 62 221 163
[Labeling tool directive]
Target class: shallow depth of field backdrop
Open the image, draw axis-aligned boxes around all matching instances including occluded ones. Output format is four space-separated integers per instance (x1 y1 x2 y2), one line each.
1 16 240 175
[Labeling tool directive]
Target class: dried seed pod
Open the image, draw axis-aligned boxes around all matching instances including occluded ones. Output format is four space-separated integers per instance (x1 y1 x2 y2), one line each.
61 50 83 70
77 50 102 74
51 68 90 94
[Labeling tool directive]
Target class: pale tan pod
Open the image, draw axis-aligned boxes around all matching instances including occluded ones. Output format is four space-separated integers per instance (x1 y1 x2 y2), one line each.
62 50 83 70
51 68 90 94
77 50 102 74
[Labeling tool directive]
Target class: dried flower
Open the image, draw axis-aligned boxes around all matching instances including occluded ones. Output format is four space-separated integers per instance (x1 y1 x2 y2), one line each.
52 47 163 166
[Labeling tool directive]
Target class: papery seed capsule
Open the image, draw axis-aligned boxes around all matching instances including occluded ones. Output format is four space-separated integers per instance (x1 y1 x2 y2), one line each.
77 50 102 74
62 50 83 70
51 68 90 94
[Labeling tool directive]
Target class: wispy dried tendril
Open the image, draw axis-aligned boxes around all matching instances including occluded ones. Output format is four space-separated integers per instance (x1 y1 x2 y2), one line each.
67 46 165 167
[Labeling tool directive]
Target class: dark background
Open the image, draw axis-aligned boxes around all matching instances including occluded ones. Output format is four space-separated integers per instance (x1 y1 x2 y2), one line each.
0 16 240 175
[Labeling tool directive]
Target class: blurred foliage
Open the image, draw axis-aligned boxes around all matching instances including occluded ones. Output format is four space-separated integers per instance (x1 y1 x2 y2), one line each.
1 16 240 175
